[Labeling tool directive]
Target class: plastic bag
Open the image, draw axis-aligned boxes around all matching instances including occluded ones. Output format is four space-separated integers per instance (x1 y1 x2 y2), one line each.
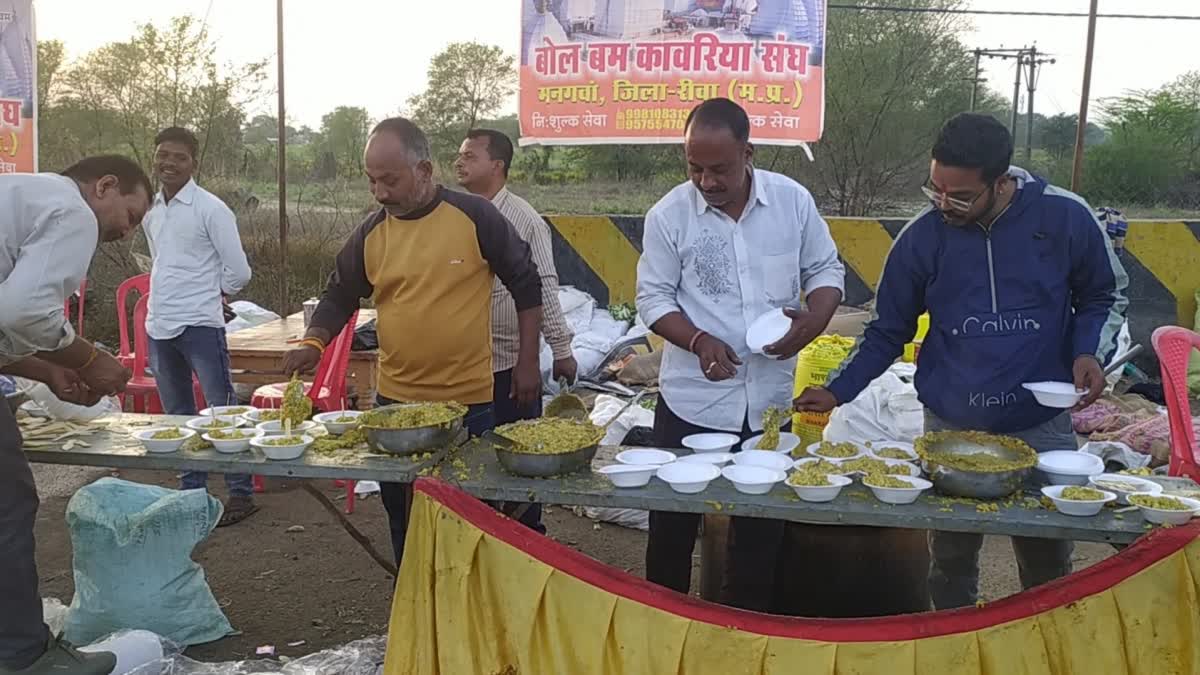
1105 321 1132 392
127 635 387 675
64 478 233 647
80 630 179 675
43 597 68 636
823 363 923 444
225 301 280 334
585 396 654 531
15 378 120 421
558 286 597 335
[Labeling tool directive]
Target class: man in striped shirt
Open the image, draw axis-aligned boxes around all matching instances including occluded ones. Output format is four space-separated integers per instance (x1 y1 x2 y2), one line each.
455 128 576 534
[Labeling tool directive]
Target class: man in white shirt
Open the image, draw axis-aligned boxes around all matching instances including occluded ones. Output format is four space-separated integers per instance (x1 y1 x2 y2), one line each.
143 127 255 526
454 127 577 534
636 98 844 610
0 155 149 674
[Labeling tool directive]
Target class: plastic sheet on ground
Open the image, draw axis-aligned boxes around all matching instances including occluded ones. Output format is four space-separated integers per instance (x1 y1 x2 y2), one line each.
823 363 922 444
1079 441 1153 472
127 636 387 675
584 395 654 531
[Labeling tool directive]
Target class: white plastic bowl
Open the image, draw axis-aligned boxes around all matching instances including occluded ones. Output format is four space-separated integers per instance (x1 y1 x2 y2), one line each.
682 433 740 454
866 441 918 462
793 456 856 476
1037 451 1104 485
313 410 363 435
256 420 319 437
863 475 932 505
1023 381 1084 408
679 452 735 467
1088 473 1163 505
199 405 257 418
242 408 285 424
1129 493 1200 526
721 464 786 495
786 473 852 503
250 433 314 461
732 450 794 472
615 448 677 466
202 429 261 454
185 415 245 433
1040 485 1117 517
656 462 720 494
596 464 656 488
741 432 802 456
806 441 866 462
745 308 791 357
133 427 196 454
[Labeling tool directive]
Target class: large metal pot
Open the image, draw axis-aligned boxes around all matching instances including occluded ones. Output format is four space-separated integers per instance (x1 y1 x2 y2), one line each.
493 442 599 478
362 403 466 456
918 431 1037 499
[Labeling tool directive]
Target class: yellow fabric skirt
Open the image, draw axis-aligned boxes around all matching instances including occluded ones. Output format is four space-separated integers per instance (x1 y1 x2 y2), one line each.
384 479 1200 675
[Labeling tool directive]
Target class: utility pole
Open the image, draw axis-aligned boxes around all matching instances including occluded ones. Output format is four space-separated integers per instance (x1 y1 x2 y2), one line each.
970 49 982 111
1022 46 1057 165
1071 0 1100 192
1010 51 1023 134
276 0 289 317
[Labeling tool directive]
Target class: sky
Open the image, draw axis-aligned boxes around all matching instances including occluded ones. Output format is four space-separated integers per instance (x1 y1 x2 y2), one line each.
32 0 1197 131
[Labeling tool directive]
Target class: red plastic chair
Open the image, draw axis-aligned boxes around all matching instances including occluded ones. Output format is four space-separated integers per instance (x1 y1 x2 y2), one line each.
64 279 87 339
251 312 360 510
1151 326 1200 482
124 294 207 414
116 274 151 369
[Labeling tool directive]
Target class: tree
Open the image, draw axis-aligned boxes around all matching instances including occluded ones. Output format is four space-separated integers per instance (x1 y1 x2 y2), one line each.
318 106 372 177
407 42 516 160
243 114 297 146
787 0 991 215
49 16 268 175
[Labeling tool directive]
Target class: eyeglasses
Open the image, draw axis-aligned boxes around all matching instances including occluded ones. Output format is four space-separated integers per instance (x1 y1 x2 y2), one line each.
920 180 989 213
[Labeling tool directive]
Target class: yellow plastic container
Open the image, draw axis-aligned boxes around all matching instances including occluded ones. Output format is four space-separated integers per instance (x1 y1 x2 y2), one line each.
903 313 930 363
791 335 856 446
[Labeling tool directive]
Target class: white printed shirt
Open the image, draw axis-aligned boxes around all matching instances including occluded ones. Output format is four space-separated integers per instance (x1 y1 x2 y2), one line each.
636 169 845 432
144 179 251 340
0 174 97 365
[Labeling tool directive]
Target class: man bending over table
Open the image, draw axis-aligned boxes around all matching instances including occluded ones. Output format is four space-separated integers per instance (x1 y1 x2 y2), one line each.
281 117 544 565
1 156 149 674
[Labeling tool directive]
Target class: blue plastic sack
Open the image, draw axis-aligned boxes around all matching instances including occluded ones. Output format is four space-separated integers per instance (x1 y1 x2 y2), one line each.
64 478 233 646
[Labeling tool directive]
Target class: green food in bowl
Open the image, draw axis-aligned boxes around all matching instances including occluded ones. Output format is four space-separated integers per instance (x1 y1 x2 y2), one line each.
333 415 360 424
151 428 185 440
257 410 283 422
799 459 844 474
875 447 913 460
199 420 234 429
916 431 1038 473
209 429 251 441
1130 495 1192 511
865 474 912 489
361 402 465 429
1060 486 1106 501
495 418 604 455
218 407 250 415
814 442 859 458
261 436 307 447
786 469 832 487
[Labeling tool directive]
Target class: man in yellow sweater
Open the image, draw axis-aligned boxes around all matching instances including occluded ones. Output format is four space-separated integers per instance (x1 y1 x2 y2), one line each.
283 118 544 563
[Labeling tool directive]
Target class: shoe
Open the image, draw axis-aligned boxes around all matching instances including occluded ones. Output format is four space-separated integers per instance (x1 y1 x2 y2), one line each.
0 633 116 675
217 494 260 527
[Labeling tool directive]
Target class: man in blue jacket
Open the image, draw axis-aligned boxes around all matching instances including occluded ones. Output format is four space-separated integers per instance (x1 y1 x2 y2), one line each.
794 113 1128 610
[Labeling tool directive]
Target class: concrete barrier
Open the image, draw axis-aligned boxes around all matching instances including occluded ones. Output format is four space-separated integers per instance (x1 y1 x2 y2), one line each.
545 215 1200 371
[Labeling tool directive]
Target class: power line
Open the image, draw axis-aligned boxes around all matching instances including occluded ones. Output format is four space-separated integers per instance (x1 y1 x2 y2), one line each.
827 4 1200 21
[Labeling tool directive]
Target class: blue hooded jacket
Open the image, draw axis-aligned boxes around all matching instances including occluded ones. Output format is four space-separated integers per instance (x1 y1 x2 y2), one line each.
826 168 1128 433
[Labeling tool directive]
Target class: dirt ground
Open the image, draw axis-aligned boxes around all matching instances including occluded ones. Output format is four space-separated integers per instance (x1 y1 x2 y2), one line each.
33 465 1114 663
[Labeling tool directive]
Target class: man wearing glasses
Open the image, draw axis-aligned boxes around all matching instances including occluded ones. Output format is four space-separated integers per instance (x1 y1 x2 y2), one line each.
795 113 1128 610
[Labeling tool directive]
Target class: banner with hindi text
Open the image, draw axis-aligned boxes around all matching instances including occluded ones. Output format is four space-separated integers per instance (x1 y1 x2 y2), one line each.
0 0 35 173
519 0 825 146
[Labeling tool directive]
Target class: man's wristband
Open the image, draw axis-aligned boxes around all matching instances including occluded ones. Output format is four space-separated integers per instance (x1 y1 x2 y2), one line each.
687 330 707 354
78 347 99 370
299 337 326 354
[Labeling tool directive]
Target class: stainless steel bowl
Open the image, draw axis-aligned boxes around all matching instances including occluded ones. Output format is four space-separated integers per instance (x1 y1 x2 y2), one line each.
362 404 466 456
919 432 1036 499
494 443 599 478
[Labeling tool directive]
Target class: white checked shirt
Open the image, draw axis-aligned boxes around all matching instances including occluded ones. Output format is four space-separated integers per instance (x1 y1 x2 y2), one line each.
636 169 845 432
144 179 251 340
